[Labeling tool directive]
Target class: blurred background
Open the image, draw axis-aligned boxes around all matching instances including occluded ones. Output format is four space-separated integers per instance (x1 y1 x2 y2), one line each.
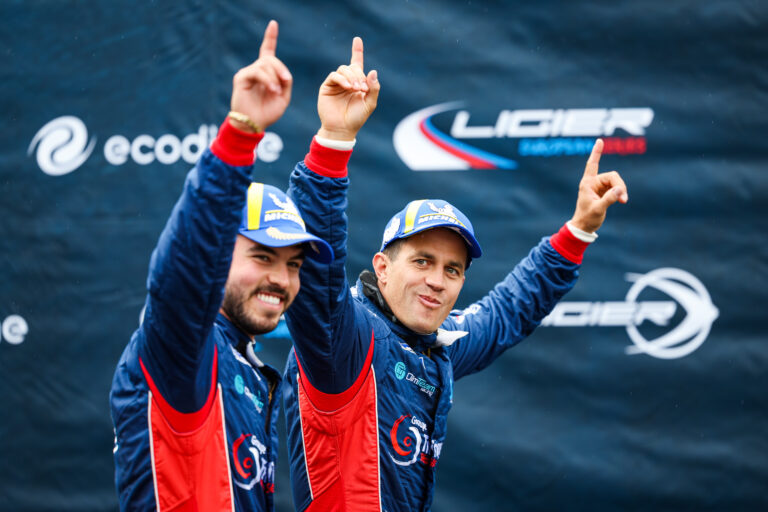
1 0 766 510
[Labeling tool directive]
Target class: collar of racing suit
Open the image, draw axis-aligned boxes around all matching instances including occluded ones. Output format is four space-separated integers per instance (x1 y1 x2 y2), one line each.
215 313 282 389
358 269 439 353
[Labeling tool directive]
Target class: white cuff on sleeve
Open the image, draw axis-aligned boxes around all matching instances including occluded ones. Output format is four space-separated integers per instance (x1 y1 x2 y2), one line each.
566 221 598 243
314 135 356 151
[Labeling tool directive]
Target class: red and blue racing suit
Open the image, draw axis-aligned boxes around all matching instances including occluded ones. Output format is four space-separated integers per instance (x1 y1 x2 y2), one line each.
110 123 282 511
282 140 590 511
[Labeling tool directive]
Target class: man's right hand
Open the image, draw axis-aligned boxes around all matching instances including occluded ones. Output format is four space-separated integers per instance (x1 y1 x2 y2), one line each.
316 37 380 141
230 20 293 133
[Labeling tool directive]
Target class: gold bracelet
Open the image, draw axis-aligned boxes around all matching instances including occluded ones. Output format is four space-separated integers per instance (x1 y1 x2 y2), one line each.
227 111 262 133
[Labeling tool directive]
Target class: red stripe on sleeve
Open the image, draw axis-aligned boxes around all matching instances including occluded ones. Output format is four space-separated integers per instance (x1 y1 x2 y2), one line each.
295 330 375 411
549 223 590 264
210 120 264 167
303 137 352 178
139 347 219 432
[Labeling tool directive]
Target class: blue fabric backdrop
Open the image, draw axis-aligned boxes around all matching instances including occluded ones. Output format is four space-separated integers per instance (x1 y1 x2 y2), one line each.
1 0 766 510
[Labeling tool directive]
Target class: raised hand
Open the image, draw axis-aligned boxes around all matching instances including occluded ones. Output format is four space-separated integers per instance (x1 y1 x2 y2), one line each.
569 139 629 233
230 20 293 132
317 37 380 141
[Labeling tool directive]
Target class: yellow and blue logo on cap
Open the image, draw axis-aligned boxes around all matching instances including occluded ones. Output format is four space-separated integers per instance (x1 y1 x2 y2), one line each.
381 199 482 262
239 183 333 263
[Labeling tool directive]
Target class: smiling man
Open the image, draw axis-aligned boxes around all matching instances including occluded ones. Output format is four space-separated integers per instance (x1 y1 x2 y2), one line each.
109 21 332 511
279 37 628 511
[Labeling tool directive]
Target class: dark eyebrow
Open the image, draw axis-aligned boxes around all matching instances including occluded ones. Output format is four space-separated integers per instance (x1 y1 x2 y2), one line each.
290 248 307 262
248 242 306 261
414 250 464 272
248 244 274 255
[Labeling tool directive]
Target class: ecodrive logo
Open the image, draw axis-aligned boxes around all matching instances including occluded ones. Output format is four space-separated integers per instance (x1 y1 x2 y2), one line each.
29 115 284 176
28 116 96 176
542 268 719 359
393 102 654 171
1 315 28 346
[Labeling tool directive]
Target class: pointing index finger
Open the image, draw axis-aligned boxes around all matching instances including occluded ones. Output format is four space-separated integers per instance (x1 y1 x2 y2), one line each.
583 138 604 177
350 36 364 70
259 20 279 58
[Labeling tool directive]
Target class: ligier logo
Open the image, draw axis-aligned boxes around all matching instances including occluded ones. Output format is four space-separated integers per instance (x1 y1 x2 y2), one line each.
388 414 442 467
232 433 275 492
393 102 654 171
29 115 284 175
28 116 96 176
542 268 719 360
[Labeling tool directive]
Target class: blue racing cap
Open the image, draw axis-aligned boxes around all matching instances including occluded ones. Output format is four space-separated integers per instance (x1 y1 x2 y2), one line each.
238 183 333 263
380 199 482 263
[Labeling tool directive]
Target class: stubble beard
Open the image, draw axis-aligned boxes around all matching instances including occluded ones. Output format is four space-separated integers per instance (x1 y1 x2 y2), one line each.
221 284 288 336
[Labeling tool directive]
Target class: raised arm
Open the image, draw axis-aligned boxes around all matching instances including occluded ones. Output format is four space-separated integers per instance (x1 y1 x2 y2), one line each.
445 140 628 379
285 37 380 395
138 21 293 412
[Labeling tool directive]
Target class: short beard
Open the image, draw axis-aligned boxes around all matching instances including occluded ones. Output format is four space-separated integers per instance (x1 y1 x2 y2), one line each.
220 285 287 336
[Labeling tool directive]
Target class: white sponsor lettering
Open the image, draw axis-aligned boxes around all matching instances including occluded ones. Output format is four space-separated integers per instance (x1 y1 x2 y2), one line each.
451 303 482 325
105 125 218 166
542 268 718 360
32 117 285 174
542 301 676 327
257 132 283 163
1 315 28 345
418 214 461 226
451 108 654 139
405 372 437 397
104 135 131 165
411 416 427 431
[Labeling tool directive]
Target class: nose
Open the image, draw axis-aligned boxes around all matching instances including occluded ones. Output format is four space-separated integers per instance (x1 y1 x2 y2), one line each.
266 263 291 289
424 267 445 292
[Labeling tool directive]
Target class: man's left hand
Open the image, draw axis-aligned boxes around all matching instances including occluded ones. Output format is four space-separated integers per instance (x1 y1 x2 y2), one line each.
569 139 629 233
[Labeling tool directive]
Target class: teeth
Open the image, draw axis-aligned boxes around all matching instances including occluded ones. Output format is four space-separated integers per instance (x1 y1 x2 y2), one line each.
257 293 281 305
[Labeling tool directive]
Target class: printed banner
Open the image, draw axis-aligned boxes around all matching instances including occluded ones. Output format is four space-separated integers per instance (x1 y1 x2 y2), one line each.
1 1 766 510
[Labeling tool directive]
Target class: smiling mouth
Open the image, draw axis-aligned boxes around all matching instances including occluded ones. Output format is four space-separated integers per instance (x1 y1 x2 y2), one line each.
418 294 441 308
255 292 284 306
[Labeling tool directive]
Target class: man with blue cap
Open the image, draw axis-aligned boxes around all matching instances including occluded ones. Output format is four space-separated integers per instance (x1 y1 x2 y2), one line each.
110 21 331 511
279 37 627 511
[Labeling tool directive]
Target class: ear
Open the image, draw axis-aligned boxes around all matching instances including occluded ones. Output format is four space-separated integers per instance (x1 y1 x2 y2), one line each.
372 252 389 284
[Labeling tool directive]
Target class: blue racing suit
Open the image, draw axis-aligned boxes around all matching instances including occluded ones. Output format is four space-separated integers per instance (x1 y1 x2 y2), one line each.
110 123 282 511
281 140 585 511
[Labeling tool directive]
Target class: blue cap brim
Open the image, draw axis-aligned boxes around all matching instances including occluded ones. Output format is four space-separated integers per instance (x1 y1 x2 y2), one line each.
239 227 334 264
